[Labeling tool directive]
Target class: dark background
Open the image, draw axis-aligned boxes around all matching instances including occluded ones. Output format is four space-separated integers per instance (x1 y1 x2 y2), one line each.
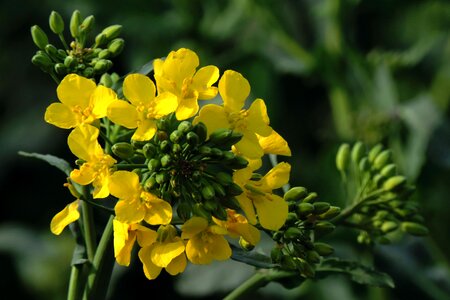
0 0 449 299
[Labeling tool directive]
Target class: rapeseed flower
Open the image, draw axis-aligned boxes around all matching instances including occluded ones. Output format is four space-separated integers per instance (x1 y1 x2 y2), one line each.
213 209 261 246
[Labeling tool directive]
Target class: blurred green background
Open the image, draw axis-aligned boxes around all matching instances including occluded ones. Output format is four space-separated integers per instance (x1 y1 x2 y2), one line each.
1 0 449 299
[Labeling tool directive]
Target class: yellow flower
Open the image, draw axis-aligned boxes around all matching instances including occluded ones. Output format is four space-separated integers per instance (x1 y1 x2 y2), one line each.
107 74 178 141
50 200 80 235
109 171 172 225
213 209 260 246
257 129 291 157
181 217 231 264
113 219 157 266
139 225 187 280
193 70 273 159
233 162 291 231
45 74 117 129
154 48 219 120
68 124 116 198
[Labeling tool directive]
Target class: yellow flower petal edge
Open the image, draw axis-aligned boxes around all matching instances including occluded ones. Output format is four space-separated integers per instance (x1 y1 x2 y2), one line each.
50 200 80 235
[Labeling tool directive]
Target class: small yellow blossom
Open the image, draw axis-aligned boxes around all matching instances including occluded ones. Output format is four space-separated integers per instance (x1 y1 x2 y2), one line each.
194 70 273 159
233 162 291 231
50 200 80 235
45 74 117 129
213 209 260 246
113 219 157 266
109 171 172 225
139 225 187 280
68 124 116 198
154 48 219 120
181 217 231 264
107 73 178 141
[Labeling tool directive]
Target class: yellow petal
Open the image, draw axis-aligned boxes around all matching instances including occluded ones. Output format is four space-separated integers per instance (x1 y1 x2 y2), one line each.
181 217 208 239
70 165 95 185
123 73 156 106
247 99 272 136
57 74 96 108
192 65 219 99
193 105 229 136
235 132 264 159
107 100 139 129
132 119 157 141
175 95 199 120
92 173 110 199
91 85 117 118
67 124 101 161
115 199 146 224
44 103 79 129
185 235 211 264
151 240 185 267
135 224 158 247
50 200 80 235
139 245 162 280
144 197 173 225
209 234 232 261
163 48 199 85
235 194 257 225
258 129 291 156
166 253 187 275
109 171 140 199
261 162 291 191
151 92 178 117
219 70 250 112
230 223 261 245
113 220 137 266
254 194 288 230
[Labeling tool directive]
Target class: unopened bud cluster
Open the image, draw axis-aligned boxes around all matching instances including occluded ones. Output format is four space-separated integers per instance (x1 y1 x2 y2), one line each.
270 186 338 278
31 10 124 80
337 142 428 245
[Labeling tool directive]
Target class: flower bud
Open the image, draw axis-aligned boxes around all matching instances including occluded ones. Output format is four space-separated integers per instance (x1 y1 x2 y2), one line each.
381 164 397 178
222 151 235 161
193 122 207 143
177 202 192 221
296 202 314 217
383 175 406 192
381 221 398 233
401 222 429 236
170 130 183 143
209 128 233 144
284 186 308 202
155 172 168 184
160 154 172 167
178 120 193 133
212 205 228 221
351 141 365 165
54 63 67 75
368 143 383 163
318 206 341 219
281 255 297 270
306 250 321 264
373 150 392 170
82 67 94 78
226 183 243 196
220 196 241 211
80 15 95 34
31 52 53 72
172 143 182 153
211 148 223 157
44 44 59 60
271 246 283 263
313 242 334 256
31 25 48 50
70 10 81 38
98 49 111 59
93 59 109 74
49 11 64 34
201 184 216 200
102 24 122 40
302 192 318 203
192 204 211 220
336 143 350 172
147 158 161 172
284 227 303 240
100 73 113 87
227 156 248 169
186 132 199 146
215 172 233 186
313 202 330 215
239 237 255 251
160 140 170 153
144 176 156 191
64 55 77 69
95 33 108 47
111 142 134 159
314 221 335 237
108 38 124 57
359 157 370 172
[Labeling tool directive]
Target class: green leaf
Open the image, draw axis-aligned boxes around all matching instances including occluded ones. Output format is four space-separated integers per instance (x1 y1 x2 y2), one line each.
230 244 279 269
18 151 72 176
317 258 395 288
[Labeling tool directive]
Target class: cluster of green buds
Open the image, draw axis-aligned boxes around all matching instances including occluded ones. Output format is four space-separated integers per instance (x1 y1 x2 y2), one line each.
270 186 338 278
110 113 248 222
335 142 428 245
31 10 124 81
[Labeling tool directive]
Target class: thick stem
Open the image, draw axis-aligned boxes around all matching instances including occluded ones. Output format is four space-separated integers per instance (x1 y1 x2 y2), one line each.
67 265 82 300
80 200 97 261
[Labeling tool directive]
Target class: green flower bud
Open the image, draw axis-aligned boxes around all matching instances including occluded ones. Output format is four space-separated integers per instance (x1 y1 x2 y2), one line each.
178 120 193 133
70 10 81 38
108 38 124 57
160 154 172 167
222 151 235 161
239 237 255 251
285 212 297 225
314 221 335 237
228 156 248 169
302 192 318 203
284 227 304 240
80 15 95 34
186 132 199 146
313 242 334 256
172 143 182 153
306 250 321 264
193 122 208 143
211 181 226 197
99 73 113 87
380 164 397 178
155 172 168 184
192 203 211 220
351 141 365 165
54 63 67 75
383 175 407 192
201 184 216 200
296 202 314 217
209 128 233 144
64 56 77 69
373 174 386 187
368 143 383 163
203 199 218 212
359 157 370 172
49 11 64 34
211 148 223 157
101 24 122 40
271 246 283 263
284 186 308 202
170 130 183 143
212 205 228 221
95 33 108 47
220 196 241 211
82 67 94 78
336 143 350 172
57 49 68 59
31 25 48 50
160 140 170 153
44 44 59 60
401 222 429 236
147 158 161 172
215 172 233 186
381 221 398 233
226 183 243 196
98 49 111 59
111 142 134 159
94 59 110 74
318 206 341 219
177 202 192 221
313 202 331 215
373 150 392 170
144 176 156 191
31 52 53 72
281 255 297 270
199 146 211 155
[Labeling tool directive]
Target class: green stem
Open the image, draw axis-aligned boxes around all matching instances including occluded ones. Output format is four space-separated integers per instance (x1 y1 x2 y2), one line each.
80 200 97 261
83 215 115 300
59 34 70 50
67 265 82 300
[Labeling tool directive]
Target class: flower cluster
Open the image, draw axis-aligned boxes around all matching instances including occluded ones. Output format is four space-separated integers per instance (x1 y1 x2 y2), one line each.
48 48 292 280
